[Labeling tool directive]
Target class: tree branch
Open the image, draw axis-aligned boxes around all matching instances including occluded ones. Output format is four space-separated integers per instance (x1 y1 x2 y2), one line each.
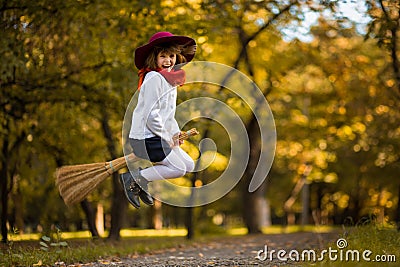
233 0 297 69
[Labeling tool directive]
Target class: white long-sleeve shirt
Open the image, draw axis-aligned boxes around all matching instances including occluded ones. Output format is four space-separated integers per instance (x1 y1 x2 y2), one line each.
129 71 180 143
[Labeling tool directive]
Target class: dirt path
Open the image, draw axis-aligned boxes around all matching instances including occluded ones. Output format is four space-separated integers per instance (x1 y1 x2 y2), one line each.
85 232 340 266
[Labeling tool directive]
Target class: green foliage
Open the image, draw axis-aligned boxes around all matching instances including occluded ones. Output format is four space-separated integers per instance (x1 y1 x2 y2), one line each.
265 17 400 224
1 228 23 267
1 0 399 241
39 230 68 253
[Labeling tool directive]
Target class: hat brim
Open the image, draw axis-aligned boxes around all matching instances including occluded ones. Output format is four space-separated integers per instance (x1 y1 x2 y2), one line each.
134 35 196 69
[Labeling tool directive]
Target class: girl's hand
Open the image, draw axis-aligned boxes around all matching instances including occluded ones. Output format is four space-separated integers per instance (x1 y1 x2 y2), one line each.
172 132 184 147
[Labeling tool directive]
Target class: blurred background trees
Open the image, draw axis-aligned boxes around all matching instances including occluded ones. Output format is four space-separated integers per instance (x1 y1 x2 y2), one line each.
1 0 399 242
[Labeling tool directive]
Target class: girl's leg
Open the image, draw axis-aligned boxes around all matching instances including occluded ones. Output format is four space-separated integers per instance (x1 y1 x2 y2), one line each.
140 147 194 182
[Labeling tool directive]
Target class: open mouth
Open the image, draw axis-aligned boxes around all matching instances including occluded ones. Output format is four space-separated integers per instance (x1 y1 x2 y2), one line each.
162 65 173 71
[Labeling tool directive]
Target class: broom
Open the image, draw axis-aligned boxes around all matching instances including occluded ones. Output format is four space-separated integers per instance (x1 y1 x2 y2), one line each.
56 128 199 205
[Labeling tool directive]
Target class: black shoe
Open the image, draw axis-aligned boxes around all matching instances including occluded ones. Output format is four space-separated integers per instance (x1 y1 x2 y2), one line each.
139 189 154 206
119 172 140 209
134 168 154 206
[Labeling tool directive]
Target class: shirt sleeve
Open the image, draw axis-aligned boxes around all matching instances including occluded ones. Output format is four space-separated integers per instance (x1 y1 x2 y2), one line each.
171 118 180 137
141 74 175 142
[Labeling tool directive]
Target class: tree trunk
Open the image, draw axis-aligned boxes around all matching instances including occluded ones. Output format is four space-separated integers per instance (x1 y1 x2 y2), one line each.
96 203 105 236
80 200 99 238
12 186 24 234
151 199 163 230
221 1 296 235
352 175 362 222
301 183 310 225
1 134 9 243
186 127 209 239
109 172 127 240
151 184 163 230
242 116 265 233
243 185 266 233
186 206 194 240
100 109 126 240
396 183 400 231
313 183 324 224
1 166 8 243
386 7 400 230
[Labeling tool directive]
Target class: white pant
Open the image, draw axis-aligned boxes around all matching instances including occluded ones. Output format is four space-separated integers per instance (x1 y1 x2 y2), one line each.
140 147 195 182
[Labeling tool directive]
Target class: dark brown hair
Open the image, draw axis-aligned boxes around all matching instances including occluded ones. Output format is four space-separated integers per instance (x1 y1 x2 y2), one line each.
144 43 187 70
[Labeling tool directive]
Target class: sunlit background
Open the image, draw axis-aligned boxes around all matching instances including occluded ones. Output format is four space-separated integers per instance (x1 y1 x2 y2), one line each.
1 0 399 243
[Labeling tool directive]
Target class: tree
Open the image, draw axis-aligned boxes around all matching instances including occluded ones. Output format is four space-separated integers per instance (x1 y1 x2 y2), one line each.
263 10 400 226
3 0 399 241
190 0 306 234
1 0 208 241
0 0 140 241
364 0 400 228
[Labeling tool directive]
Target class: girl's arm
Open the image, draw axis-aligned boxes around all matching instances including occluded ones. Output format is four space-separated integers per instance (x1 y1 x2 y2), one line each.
142 73 175 143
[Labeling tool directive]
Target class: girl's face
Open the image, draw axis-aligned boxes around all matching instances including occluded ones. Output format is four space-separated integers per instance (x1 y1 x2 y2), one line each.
156 51 176 72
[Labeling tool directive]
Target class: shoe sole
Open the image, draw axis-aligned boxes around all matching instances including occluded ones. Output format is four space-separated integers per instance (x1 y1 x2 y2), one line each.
139 191 154 206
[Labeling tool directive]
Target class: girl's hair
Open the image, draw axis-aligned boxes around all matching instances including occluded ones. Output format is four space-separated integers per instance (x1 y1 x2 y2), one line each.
144 43 187 69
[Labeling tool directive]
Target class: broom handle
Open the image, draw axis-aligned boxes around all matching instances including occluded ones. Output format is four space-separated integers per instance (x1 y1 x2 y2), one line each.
104 128 199 174
175 128 199 142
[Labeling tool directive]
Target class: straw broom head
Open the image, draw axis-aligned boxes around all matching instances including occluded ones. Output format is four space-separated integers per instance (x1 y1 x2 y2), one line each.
56 128 199 206
56 156 128 205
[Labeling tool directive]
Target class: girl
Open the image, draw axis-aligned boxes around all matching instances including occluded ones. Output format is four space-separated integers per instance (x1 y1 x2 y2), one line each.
120 32 197 209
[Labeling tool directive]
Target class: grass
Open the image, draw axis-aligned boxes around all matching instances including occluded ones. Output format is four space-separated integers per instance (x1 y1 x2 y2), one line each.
311 224 400 266
1 225 398 266
1 233 190 267
0 225 338 266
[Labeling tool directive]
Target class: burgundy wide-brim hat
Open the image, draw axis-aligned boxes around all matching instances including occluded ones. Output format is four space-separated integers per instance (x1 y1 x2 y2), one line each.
134 31 196 69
